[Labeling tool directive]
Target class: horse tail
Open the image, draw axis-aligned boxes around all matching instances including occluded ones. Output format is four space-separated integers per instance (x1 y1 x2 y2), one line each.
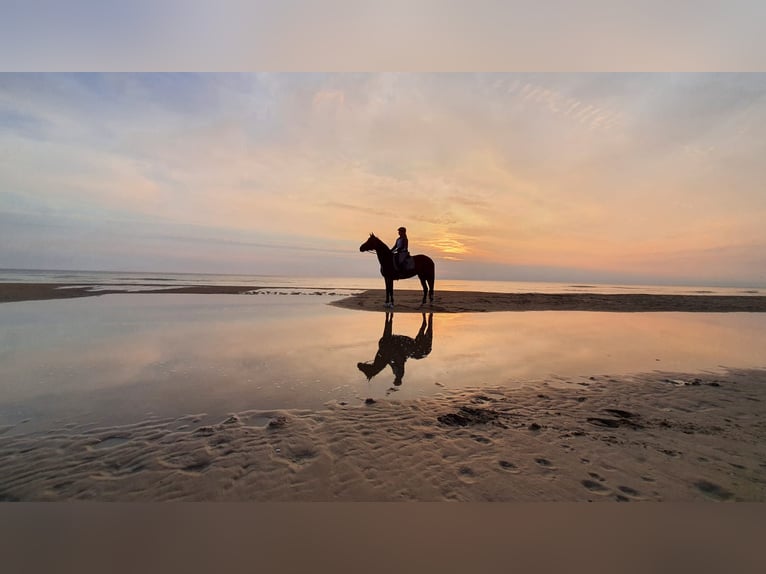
422 255 435 299
429 257 435 296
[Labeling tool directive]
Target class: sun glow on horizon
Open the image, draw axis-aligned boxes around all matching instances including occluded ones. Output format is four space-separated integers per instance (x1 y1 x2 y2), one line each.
423 235 471 259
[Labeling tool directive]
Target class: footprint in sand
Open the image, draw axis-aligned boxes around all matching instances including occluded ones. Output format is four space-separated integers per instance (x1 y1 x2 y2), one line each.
581 479 610 494
458 466 478 483
471 434 492 444
694 480 733 501
286 447 319 465
498 460 519 473
617 485 641 499
535 457 555 469
181 461 210 474
660 448 681 457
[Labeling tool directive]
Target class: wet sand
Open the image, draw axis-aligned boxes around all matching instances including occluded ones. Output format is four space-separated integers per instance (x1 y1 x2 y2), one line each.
0 283 258 303
1 368 764 501
331 289 766 313
2 283 764 501
3 283 766 312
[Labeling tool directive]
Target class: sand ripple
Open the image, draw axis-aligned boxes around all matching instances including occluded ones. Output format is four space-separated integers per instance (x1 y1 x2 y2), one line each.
1 369 764 502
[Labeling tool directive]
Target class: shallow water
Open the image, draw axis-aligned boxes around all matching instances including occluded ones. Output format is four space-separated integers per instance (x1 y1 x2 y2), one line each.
1 294 765 433
1 268 763 295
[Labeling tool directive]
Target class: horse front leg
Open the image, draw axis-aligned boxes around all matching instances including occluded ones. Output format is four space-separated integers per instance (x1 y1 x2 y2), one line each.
385 277 394 308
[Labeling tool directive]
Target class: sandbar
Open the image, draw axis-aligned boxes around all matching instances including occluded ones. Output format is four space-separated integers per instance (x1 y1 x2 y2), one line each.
3 283 766 312
330 289 766 312
0 283 261 303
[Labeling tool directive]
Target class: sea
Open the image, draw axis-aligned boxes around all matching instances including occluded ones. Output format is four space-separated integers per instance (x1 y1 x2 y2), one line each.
1 268 765 433
0 268 763 296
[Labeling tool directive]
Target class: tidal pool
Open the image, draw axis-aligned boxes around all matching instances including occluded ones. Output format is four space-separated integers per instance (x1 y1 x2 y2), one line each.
1 293 765 433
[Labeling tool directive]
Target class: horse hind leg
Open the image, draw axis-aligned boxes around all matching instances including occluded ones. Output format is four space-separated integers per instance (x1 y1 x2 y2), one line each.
419 277 427 307
428 275 435 304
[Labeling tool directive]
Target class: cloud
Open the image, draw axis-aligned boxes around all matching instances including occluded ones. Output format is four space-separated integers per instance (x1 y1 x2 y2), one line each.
312 89 345 109
516 80 623 132
2 73 765 284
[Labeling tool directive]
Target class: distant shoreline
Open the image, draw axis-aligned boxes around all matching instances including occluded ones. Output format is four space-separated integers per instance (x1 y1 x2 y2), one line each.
0 283 265 304
3 282 766 312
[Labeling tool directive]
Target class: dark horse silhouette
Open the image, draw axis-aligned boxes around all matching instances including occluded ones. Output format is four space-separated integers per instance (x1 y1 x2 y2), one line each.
359 233 435 308
357 312 434 386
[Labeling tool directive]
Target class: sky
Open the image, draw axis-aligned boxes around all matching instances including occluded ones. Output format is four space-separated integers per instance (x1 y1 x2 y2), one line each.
1 72 765 286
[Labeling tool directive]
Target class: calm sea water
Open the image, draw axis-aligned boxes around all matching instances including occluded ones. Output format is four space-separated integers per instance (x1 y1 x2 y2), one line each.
2 290 766 433
0 268 763 296
2 269 765 433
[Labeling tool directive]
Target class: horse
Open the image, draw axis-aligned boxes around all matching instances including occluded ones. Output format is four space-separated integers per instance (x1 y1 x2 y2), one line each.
357 312 434 386
359 233 435 308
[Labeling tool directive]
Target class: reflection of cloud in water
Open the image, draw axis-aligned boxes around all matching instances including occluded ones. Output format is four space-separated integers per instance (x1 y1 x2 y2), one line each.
2 294 766 431
429 312 766 382
53 285 364 295
55 285 182 292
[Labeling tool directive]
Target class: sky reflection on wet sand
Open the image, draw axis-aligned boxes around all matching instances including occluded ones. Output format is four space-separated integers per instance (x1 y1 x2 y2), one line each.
1 294 765 432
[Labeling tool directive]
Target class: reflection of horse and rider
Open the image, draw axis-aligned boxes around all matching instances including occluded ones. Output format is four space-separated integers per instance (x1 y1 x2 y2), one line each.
357 312 434 386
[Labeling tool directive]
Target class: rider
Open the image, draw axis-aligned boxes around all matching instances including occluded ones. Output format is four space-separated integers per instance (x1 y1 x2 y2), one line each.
391 226 409 271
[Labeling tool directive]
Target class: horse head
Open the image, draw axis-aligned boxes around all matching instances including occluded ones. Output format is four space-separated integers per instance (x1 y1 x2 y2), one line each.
359 233 379 252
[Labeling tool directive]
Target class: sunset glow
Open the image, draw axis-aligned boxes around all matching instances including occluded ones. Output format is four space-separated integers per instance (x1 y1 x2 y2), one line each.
1 73 765 286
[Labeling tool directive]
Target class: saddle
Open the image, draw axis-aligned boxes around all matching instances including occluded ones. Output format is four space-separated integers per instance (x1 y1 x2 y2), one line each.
393 252 414 273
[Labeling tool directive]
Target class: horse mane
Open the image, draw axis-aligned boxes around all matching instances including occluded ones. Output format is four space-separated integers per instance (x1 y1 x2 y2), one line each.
369 233 388 251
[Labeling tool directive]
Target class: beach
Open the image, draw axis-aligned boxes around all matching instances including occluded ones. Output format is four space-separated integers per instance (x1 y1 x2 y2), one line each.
1 367 763 501
3 282 766 312
1 284 765 501
331 289 766 313
0 282 259 304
